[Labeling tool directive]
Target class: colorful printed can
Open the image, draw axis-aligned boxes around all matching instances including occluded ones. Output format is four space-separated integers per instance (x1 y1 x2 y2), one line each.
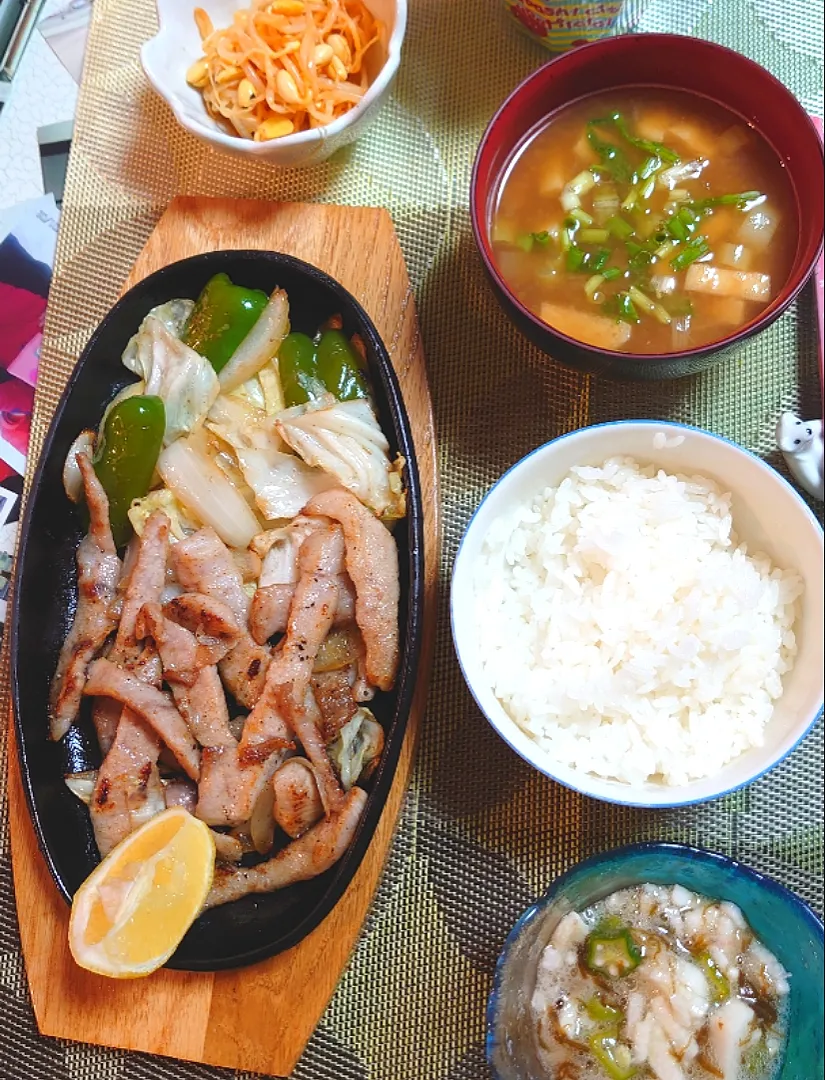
504 1 640 52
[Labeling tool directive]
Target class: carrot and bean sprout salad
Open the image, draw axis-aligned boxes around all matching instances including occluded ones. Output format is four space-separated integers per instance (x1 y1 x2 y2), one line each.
186 1 384 142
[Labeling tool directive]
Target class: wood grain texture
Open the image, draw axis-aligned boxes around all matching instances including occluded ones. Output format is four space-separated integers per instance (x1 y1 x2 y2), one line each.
8 197 439 1077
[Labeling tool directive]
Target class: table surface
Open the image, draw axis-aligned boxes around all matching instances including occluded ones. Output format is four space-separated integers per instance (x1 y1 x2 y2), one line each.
1 1 823 1079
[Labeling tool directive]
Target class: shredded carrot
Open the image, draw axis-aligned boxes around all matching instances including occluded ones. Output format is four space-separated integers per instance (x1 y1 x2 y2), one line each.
187 1 384 141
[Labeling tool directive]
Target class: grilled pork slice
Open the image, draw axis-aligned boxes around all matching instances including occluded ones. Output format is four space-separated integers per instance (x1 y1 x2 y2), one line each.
303 488 399 692
84 658 201 780
272 759 325 838
88 708 164 856
276 685 345 814
138 602 237 750
196 527 346 827
172 528 270 707
250 575 356 644
204 786 367 909
91 510 170 752
49 454 121 741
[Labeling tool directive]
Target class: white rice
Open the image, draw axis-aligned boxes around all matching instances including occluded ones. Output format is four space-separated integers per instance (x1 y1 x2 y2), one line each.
474 456 803 786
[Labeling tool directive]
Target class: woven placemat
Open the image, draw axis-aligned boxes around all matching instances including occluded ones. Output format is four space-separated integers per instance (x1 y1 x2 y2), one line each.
1 1 823 1078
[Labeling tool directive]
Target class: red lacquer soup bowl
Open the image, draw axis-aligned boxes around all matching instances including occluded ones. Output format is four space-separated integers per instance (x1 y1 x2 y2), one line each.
471 34 825 381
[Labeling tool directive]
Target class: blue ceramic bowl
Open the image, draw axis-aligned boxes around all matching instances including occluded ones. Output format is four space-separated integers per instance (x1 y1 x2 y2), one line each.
488 842 824 1080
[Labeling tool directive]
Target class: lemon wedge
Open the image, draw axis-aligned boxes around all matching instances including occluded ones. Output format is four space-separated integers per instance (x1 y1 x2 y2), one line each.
68 807 215 978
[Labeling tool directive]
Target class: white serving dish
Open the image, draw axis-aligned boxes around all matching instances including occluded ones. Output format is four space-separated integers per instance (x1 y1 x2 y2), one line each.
141 0 406 167
451 421 825 808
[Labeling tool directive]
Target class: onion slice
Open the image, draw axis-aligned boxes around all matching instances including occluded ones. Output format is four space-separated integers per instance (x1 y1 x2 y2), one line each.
157 436 260 550
218 289 289 394
62 430 96 503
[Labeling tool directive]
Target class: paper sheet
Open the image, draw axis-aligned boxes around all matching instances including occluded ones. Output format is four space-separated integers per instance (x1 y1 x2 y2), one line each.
0 190 58 629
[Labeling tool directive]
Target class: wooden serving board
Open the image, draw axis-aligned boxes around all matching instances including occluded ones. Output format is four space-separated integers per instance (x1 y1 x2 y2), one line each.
8 197 439 1077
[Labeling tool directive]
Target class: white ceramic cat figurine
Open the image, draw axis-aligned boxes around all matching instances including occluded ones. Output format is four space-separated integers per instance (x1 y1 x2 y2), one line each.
776 412 824 501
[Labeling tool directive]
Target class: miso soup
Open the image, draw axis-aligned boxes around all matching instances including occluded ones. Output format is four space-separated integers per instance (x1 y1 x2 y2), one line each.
491 89 797 354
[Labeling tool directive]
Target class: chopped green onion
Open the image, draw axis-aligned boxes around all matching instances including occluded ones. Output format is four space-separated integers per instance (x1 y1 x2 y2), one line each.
626 240 654 272
690 190 764 212
628 285 672 325
627 285 656 312
585 274 605 299
621 187 637 212
565 169 598 197
666 215 690 242
678 205 699 225
569 207 594 227
637 154 661 181
559 227 572 252
590 248 611 272
602 267 622 281
578 228 610 244
586 124 633 183
515 233 534 253
615 292 640 324
560 191 581 212
566 246 586 272
639 177 656 201
670 236 710 270
610 111 680 164
531 230 552 246
655 239 681 259
607 216 634 240
590 112 680 171
670 188 691 203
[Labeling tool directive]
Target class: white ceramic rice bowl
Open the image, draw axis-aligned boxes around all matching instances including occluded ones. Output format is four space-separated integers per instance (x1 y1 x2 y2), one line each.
450 421 824 808
141 0 406 166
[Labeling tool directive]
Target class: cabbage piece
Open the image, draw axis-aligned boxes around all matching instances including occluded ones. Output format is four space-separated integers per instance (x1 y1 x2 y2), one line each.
328 708 385 790
210 412 335 521
276 398 406 518
122 315 219 444
121 299 194 368
127 488 200 541
157 436 261 550
237 445 336 521
258 518 319 586
209 391 267 440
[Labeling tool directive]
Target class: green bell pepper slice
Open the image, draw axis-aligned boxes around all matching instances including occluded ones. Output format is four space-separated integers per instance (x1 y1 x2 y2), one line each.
585 927 642 978
314 329 369 402
93 394 165 547
182 272 269 374
279 332 324 407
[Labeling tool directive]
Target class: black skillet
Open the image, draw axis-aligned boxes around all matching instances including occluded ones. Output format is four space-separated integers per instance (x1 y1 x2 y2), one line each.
11 250 423 971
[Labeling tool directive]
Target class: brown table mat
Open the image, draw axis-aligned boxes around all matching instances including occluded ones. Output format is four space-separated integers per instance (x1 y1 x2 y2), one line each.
1 0 823 1077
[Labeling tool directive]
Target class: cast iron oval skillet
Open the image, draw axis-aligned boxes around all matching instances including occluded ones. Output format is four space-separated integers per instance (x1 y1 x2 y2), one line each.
11 250 423 971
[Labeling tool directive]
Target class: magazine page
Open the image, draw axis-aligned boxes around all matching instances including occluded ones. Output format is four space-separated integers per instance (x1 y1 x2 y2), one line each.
0 191 58 633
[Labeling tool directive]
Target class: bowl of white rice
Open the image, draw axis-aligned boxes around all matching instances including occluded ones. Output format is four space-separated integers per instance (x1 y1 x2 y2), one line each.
451 421 824 807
